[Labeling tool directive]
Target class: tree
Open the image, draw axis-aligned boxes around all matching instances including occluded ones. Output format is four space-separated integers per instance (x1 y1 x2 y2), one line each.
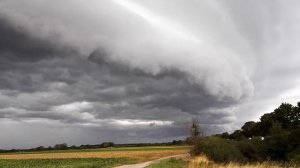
101 142 114 148
186 120 202 145
273 103 297 129
264 122 291 160
221 132 230 139
35 146 45 151
229 130 246 140
200 101 300 162
241 121 259 137
53 143 68 150
258 102 300 136
259 113 275 136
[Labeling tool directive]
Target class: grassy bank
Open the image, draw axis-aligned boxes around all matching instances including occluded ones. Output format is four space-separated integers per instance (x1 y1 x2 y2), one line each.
147 156 299 168
0 158 132 168
147 158 188 168
188 156 299 168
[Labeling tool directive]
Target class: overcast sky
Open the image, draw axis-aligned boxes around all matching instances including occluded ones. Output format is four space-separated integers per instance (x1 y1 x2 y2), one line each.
0 0 300 149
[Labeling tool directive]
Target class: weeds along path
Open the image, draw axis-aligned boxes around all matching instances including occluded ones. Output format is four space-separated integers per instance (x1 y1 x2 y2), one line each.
114 154 189 168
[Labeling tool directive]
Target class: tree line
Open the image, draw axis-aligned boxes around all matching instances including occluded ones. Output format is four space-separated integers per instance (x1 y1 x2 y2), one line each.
190 102 300 163
0 141 185 153
0 142 114 153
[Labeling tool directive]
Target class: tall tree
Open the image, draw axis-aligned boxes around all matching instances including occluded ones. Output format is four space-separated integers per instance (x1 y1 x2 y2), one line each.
241 121 258 137
187 120 202 145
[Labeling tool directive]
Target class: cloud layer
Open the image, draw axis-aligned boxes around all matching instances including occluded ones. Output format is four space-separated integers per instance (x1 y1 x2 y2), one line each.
0 0 300 149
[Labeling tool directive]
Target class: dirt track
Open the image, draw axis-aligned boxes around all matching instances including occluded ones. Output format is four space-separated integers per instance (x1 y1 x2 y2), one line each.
114 153 189 168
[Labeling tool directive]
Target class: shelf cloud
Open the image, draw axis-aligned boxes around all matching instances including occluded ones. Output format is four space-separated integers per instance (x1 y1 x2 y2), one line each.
0 0 300 149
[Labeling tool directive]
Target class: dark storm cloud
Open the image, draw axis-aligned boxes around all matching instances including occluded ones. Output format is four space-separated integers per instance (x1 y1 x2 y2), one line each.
0 0 300 148
0 17 78 93
0 46 236 120
88 51 235 112
0 17 236 142
0 17 75 62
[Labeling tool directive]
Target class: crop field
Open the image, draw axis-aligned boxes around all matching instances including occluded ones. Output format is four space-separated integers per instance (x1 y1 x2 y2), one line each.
0 146 190 168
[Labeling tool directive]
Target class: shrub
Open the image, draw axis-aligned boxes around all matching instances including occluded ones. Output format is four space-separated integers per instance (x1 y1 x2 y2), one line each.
191 137 246 163
236 137 266 162
288 147 300 163
264 123 292 161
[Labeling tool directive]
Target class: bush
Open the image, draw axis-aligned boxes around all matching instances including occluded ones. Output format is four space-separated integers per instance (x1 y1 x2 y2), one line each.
236 137 266 162
288 147 300 163
264 123 292 161
191 137 246 163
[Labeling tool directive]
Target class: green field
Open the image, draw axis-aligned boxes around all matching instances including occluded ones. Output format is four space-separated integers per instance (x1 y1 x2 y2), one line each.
0 158 132 168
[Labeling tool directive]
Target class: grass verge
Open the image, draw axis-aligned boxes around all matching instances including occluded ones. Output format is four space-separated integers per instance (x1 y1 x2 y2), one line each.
0 158 133 168
147 158 188 168
188 156 299 168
